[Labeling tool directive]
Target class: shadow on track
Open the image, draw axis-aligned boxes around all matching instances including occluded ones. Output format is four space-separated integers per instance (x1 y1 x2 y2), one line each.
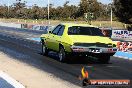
39 51 112 65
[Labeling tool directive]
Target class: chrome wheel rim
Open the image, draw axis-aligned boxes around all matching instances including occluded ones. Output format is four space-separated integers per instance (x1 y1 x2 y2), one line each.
59 50 63 61
43 45 46 54
59 49 65 61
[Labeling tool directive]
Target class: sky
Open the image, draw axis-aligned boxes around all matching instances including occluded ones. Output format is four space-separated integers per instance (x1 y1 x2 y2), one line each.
0 0 112 7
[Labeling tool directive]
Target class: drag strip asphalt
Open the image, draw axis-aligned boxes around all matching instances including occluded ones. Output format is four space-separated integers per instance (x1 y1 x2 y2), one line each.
0 26 132 87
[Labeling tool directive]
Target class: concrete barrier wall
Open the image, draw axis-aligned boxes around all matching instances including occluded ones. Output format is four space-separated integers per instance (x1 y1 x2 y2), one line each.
0 22 21 28
0 22 50 33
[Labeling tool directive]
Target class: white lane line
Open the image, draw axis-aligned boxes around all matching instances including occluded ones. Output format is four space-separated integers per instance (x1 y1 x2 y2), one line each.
85 65 120 68
106 65 120 68
86 66 93 68
0 71 25 88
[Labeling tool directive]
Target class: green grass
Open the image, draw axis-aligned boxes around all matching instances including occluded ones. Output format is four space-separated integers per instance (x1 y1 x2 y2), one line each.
91 21 125 28
0 18 126 28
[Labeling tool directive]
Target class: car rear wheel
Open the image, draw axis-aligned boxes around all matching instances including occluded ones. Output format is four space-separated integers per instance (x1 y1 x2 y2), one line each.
42 42 48 56
58 46 67 62
97 54 110 63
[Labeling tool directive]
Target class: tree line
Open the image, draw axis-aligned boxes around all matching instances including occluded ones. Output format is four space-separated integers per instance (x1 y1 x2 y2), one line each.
0 0 131 24
0 0 112 20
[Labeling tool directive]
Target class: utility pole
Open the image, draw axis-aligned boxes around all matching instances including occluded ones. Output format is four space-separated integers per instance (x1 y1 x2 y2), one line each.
48 0 50 25
7 1 10 18
110 0 113 28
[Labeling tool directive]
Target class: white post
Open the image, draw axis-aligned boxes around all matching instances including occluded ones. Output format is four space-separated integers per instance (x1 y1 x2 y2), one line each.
25 20 27 23
125 24 127 29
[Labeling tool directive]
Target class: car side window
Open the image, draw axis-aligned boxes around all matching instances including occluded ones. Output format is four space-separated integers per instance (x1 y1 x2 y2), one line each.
58 25 65 36
52 25 61 35
68 26 81 35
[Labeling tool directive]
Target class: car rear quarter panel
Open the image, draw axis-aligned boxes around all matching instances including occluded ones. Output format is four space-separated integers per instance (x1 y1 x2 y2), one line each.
61 25 73 52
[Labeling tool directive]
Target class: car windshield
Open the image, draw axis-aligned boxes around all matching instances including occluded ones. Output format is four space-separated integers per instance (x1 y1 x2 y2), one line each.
68 26 104 36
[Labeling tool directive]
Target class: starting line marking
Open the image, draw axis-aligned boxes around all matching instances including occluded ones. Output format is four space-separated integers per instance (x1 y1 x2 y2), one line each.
114 51 132 60
114 55 132 60
0 71 25 88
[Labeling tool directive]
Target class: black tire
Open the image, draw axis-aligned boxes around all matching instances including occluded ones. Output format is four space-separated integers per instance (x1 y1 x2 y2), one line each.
41 42 48 56
58 46 67 62
97 54 110 63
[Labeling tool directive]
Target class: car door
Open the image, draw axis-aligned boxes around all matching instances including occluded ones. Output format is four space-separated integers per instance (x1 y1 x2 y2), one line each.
53 25 65 51
46 25 61 50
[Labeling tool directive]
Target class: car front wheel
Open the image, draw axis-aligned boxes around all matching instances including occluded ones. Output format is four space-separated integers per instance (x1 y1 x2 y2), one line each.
58 46 67 62
42 42 48 56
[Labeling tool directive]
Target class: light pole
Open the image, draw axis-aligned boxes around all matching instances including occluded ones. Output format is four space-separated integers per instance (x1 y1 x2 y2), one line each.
110 0 113 28
48 0 50 25
7 1 10 18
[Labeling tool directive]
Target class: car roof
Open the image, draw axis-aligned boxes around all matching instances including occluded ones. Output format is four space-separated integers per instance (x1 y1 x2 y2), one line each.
60 23 97 28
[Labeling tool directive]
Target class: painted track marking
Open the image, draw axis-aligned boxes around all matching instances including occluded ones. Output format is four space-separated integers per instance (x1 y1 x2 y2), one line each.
0 71 25 88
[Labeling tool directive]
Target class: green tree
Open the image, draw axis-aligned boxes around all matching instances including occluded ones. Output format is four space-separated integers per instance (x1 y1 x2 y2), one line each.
78 0 101 19
30 5 40 19
0 6 6 17
114 0 132 24
61 1 78 19
0 0 113 21
12 0 26 18
97 3 112 21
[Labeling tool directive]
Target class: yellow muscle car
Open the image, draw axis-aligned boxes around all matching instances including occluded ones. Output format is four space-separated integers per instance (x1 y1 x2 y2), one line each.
40 23 117 63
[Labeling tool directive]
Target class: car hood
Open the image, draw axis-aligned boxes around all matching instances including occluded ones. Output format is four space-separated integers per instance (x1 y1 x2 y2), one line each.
68 35 113 44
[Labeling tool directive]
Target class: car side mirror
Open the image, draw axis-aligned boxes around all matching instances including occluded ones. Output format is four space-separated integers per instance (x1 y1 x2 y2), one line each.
49 31 52 33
